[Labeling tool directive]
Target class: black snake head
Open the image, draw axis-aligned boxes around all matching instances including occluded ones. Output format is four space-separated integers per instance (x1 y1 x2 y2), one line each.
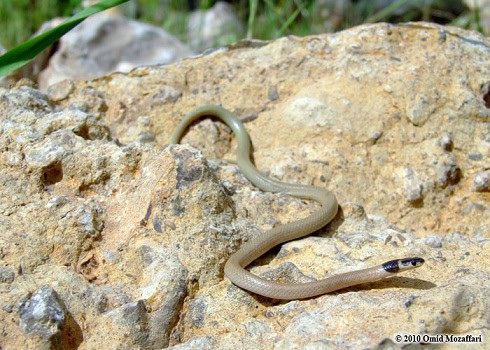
382 257 425 273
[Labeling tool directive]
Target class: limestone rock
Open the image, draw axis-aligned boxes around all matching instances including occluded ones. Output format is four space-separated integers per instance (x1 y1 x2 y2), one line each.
174 213 489 349
38 13 194 89
0 23 489 350
0 85 235 349
60 22 489 238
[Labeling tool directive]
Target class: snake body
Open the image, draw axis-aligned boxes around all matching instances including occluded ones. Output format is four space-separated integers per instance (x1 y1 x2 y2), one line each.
171 105 424 300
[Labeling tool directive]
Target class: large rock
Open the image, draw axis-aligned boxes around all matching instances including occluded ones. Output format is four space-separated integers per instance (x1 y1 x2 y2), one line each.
55 22 489 239
38 13 194 90
0 23 489 349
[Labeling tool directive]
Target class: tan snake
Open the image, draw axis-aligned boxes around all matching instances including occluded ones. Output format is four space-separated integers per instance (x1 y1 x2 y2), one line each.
171 105 424 300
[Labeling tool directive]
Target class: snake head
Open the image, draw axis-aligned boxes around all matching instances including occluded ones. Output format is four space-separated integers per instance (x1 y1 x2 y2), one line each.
382 257 425 273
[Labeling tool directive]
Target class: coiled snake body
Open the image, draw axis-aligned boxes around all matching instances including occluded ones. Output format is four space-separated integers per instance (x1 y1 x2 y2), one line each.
171 105 424 300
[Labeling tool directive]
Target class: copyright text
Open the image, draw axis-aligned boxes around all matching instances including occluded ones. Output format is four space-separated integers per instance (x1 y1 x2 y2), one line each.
394 333 483 344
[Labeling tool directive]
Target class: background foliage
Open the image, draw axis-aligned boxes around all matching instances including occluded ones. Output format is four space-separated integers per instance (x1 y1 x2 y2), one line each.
0 0 482 50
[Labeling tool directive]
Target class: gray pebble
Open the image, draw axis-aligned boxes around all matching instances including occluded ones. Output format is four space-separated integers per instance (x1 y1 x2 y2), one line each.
244 318 274 338
261 262 315 284
341 202 367 219
241 112 258 122
18 286 66 340
473 171 490 192
468 153 482 161
438 133 453 151
151 86 182 105
45 196 70 210
221 180 236 195
472 225 490 242
436 160 461 187
3 151 24 166
403 168 424 202
25 139 67 168
105 300 147 326
268 86 279 101
75 206 102 236
167 336 215 350
47 80 74 102
188 297 208 328
421 235 443 248
370 130 383 143
0 267 15 283
2 303 14 313
406 97 431 126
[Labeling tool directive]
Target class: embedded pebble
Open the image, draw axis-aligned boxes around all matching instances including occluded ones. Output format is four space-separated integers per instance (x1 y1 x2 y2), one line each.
243 318 275 339
341 202 368 219
472 225 490 242
25 139 67 168
268 86 279 101
18 286 66 340
468 153 483 161
438 133 453 151
0 267 15 283
259 262 316 284
436 158 461 187
402 167 424 202
421 235 443 248
47 80 75 102
283 312 326 336
369 130 383 143
167 336 215 350
3 151 23 166
473 171 490 192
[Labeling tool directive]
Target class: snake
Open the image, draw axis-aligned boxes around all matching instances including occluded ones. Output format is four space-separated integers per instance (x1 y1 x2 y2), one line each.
171 105 425 300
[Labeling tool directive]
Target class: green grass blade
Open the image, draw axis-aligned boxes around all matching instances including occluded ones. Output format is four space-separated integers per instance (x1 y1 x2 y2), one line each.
0 0 130 77
365 0 412 23
278 7 301 36
247 0 258 39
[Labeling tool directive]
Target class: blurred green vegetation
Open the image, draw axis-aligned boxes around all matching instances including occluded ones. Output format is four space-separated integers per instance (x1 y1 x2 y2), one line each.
0 0 482 50
0 0 130 77
0 0 83 49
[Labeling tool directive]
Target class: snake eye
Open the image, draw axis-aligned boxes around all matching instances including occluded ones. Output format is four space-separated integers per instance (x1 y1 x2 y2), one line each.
400 257 424 269
409 257 424 266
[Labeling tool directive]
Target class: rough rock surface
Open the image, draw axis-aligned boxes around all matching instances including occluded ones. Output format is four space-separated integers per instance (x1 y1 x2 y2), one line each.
38 13 194 90
56 22 489 238
0 23 489 349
